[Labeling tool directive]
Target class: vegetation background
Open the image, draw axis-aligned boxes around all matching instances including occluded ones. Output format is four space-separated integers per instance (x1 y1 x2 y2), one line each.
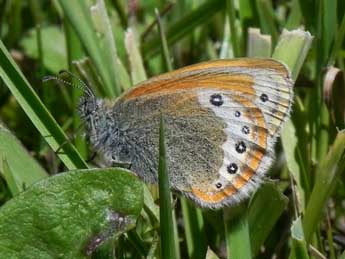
0 0 344 258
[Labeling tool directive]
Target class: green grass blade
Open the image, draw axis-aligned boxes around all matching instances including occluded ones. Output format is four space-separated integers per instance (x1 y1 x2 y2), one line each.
303 131 345 242
247 28 271 57
125 28 147 85
181 198 207 259
142 0 225 58
248 182 288 255
0 123 48 195
227 0 240 57
158 116 177 259
224 203 251 259
255 0 278 44
0 39 87 170
64 19 88 158
155 8 173 72
289 217 310 259
272 29 313 81
58 0 119 97
281 100 311 209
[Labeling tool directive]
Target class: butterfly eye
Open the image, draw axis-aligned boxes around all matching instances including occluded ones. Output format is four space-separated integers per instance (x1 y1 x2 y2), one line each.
234 111 241 117
210 94 223 106
260 93 269 102
227 163 238 174
242 126 250 134
235 141 247 153
215 182 223 189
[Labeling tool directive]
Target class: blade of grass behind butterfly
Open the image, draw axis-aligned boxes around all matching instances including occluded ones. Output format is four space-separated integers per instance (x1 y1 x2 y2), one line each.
248 182 288 256
125 28 147 85
0 122 48 195
273 28 313 210
155 11 180 258
226 0 240 57
303 131 345 243
255 0 279 44
0 39 87 170
271 28 313 250
158 116 177 259
284 0 302 30
142 0 225 59
289 217 310 259
90 0 131 91
59 0 121 97
224 203 251 259
246 28 271 57
64 19 87 158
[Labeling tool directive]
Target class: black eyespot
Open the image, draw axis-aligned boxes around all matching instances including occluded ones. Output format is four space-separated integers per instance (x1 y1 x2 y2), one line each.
235 111 241 117
210 94 223 106
235 141 247 154
260 93 268 102
215 182 222 189
242 126 250 134
227 163 238 174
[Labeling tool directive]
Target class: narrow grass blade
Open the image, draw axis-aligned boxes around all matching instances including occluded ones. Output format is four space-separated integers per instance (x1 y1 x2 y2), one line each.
0 168 143 258
303 131 345 242
58 0 119 97
90 0 131 90
0 39 88 170
329 13 345 66
280 100 310 210
255 0 278 43
226 0 240 57
272 29 313 81
158 116 177 259
285 0 302 30
248 182 288 255
224 203 251 259
155 8 173 72
289 217 310 259
247 28 271 58
0 123 48 195
125 28 147 85
181 198 207 259
142 0 225 58
64 19 88 158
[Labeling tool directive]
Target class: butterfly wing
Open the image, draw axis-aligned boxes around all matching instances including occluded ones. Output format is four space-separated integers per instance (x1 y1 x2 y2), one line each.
112 58 293 208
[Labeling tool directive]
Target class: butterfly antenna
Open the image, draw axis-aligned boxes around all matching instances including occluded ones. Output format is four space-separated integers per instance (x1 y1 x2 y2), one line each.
42 71 94 98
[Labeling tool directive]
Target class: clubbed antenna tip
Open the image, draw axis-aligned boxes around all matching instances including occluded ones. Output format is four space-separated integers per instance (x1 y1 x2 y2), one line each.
42 70 95 98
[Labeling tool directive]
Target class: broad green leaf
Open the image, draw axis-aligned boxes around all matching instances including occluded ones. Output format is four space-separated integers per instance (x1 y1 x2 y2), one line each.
0 168 143 259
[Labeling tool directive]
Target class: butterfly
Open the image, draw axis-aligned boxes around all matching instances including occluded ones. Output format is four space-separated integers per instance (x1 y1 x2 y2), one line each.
77 58 294 209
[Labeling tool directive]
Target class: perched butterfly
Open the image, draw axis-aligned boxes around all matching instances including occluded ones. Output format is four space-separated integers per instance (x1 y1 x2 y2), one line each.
55 58 294 209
